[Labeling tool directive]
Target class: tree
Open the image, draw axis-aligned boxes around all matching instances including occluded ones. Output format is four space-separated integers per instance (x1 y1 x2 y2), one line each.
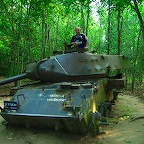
0 0 143 88
130 0 144 43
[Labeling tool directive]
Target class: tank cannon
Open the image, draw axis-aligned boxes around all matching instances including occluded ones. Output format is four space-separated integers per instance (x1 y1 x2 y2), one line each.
0 51 130 133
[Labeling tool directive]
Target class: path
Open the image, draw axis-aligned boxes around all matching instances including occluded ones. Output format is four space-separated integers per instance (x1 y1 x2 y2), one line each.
0 94 143 144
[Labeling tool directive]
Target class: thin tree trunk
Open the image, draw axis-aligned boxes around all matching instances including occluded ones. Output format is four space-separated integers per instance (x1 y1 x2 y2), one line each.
19 1 23 74
86 1 90 36
107 0 111 54
11 0 17 75
55 16 59 48
131 29 141 93
117 10 121 55
26 1 31 62
42 9 46 59
47 25 50 56
132 0 144 43
81 4 85 33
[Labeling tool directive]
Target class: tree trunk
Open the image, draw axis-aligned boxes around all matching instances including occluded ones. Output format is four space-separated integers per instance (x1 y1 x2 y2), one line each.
107 0 111 54
55 16 59 49
81 4 85 33
11 1 17 75
26 1 31 62
131 29 141 93
86 1 90 36
42 9 46 59
47 25 51 56
117 10 121 55
133 0 144 43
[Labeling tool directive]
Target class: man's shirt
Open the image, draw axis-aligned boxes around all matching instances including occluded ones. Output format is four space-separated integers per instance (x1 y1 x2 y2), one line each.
71 34 89 48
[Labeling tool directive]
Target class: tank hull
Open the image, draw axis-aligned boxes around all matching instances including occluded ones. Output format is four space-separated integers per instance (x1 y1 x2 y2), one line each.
1 113 88 133
0 79 114 133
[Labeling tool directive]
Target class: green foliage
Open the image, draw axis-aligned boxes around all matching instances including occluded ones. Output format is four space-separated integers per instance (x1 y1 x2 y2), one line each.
0 40 11 76
0 0 143 85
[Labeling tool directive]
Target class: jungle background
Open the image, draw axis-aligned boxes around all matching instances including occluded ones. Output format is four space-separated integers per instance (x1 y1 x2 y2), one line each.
0 0 144 92
0 1 144 144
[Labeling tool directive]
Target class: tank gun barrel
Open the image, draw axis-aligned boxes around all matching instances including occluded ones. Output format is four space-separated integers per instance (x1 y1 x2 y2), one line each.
0 73 27 85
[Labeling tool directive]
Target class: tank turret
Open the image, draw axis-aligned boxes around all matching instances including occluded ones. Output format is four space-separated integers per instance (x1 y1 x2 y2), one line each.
0 52 130 85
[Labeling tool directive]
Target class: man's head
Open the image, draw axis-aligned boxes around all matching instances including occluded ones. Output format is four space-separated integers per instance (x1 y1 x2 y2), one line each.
75 27 81 36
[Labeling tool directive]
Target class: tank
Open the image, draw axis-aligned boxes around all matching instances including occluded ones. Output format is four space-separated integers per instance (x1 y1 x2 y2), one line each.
0 49 130 133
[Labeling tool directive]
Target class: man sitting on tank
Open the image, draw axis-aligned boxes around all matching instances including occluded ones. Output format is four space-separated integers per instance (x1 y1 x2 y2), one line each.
70 27 89 51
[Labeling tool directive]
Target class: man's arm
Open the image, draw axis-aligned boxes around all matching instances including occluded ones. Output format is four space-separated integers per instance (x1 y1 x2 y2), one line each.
85 43 88 47
71 36 81 45
70 36 75 43
84 36 89 49
71 36 76 45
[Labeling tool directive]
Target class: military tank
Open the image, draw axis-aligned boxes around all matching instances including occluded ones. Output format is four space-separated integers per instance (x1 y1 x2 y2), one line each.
0 48 130 133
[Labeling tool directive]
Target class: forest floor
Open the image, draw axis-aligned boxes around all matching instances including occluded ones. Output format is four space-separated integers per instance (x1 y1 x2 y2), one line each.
0 82 144 144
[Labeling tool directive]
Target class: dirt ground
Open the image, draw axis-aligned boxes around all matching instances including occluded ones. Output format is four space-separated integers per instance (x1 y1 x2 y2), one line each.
0 85 144 144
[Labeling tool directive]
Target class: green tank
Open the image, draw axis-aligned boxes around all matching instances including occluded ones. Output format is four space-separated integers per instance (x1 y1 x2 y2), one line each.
0 49 130 133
